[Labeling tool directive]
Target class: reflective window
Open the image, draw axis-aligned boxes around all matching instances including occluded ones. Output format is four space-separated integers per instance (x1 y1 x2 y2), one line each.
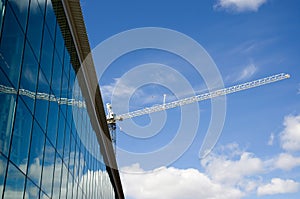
41 139 54 197
19 42 39 113
60 164 68 198
40 27 54 84
24 178 39 199
0 69 16 157
26 0 44 59
40 191 50 199
46 97 58 146
0 3 25 88
0 154 7 197
0 1 117 198
63 124 70 165
3 162 25 199
68 172 74 198
69 134 75 176
63 51 70 77
55 25 64 64
34 69 50 131
27 121 45 186
52 152 62 198
37 0 46 15
0 0 5 37
56 112 65 156
10 98 33 174
51 53 62 98
45 0 56 41
73 143 79 181
60 72 69 117
7 0 29 32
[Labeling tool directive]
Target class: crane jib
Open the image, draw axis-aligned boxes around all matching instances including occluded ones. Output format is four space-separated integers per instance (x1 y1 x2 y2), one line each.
116 73 290 121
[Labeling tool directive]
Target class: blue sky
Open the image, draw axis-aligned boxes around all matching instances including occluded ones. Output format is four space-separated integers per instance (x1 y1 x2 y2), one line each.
80 0 300 198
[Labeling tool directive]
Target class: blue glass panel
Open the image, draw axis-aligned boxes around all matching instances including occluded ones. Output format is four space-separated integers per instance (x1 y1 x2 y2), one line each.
34 69 50 131
40 191 50 199
60 72 68 117
68 66 75 121
3 162 25 199
0 69 16 157
27 121 45 186
66 105 73 130
37 0 46 15
24 178 39 199
40 27 54 84
19 42 38 113
0 0 5 38
0 153 7 197
73 144 79 181
61 72 68 99
55 25 64 64
10 98 33 174
63 50 70 77
0 3 25 88
78 150 84 180
7 0 29 32
45 0 56 41
51 53 62 98
52 152 62 199
60 164 68 198
41 139 54 196
63 124 70 165
26 0 44 59
69 134 75 175
46 97 58 146
56 112 65 156
66 172 73 198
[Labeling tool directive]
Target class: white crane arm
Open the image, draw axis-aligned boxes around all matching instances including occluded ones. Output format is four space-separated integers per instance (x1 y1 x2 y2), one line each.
116 73 290 121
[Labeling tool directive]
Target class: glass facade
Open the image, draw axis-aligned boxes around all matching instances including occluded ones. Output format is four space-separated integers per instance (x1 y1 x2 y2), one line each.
0 0 116 198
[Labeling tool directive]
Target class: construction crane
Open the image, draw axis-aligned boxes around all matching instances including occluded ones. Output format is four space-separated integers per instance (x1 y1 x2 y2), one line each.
0 73 291 150
106 73 290 148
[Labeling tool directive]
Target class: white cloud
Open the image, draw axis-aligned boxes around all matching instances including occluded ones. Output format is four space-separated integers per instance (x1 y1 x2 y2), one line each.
280 115 300 151
267 133 275 146
273 153 300 171
100 78 143 102
214 0 267 12
202 151 263 185
237 64 257 82
226 64 257 83
257 178 300 196
121 164 244 199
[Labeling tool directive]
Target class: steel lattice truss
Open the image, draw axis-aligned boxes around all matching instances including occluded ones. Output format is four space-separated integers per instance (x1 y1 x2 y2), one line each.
116 73 290 121
0 73 290 118
0 84 86 108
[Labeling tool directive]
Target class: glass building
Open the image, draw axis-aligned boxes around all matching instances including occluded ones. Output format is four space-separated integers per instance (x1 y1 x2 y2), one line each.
0 0 124 198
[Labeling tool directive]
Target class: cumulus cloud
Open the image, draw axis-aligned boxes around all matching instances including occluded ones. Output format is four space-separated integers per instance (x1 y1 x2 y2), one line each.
214 0 267 12
257 178 300 196
120 164 244 199
280 115 300 151
121 143 282 199
273 153 300 171
201 151 263 186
